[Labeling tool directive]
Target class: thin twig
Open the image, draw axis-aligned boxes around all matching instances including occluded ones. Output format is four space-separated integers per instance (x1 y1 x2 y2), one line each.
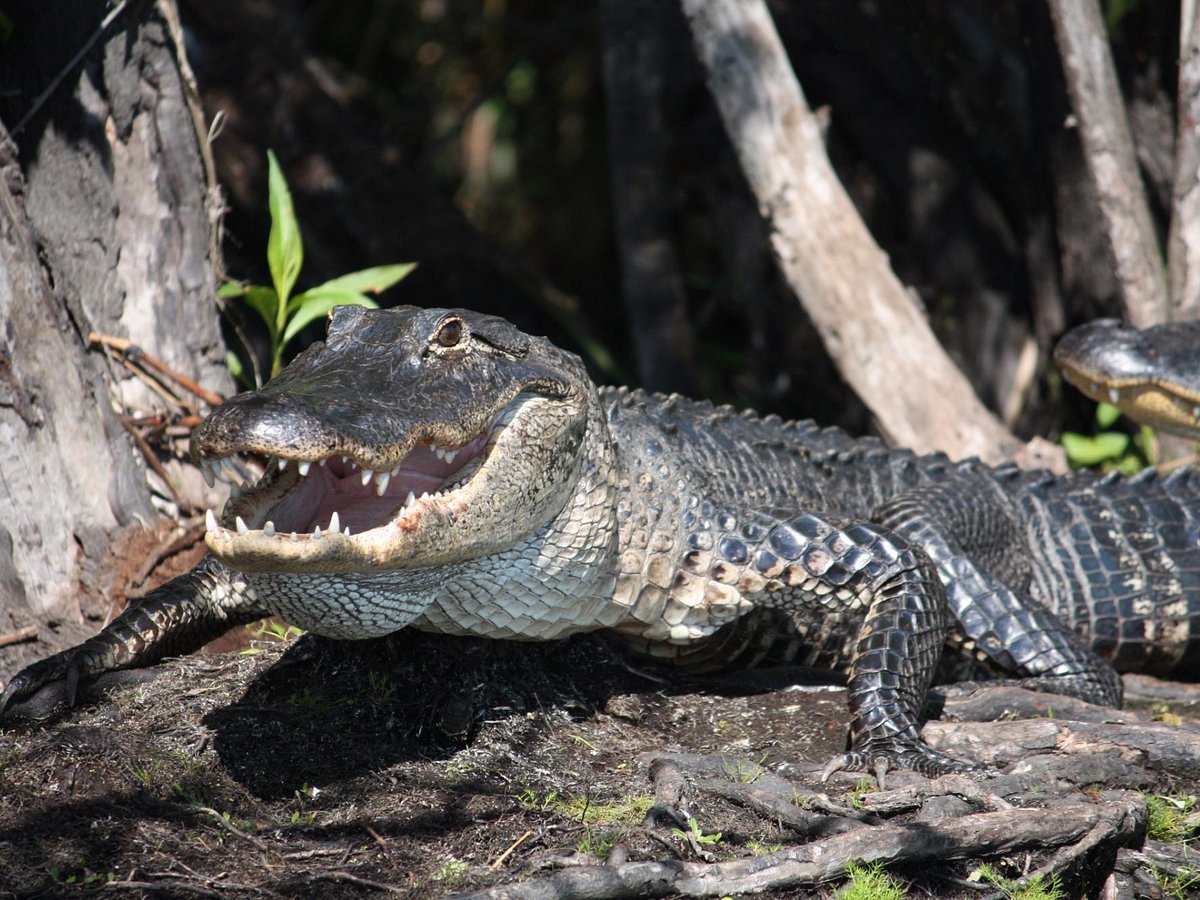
89 332 224 406
118 416 188 512
0 626 37 648
490 830 534 870
197 807 272 853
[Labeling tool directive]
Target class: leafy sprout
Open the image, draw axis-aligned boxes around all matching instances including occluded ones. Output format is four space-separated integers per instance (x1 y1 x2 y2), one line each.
220 150 416 381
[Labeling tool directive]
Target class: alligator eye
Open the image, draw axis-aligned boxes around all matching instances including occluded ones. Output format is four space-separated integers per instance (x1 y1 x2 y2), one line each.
434 318 464 348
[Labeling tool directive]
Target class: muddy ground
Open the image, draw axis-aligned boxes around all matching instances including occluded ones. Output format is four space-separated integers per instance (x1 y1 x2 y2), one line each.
2 620 1200 899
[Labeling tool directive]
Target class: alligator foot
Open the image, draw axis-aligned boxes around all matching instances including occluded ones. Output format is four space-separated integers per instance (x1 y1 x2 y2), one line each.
820 737 997 788
0 645 96 723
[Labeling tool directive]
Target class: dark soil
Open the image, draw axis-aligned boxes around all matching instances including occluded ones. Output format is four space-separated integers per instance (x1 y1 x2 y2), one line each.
3 623 1200 898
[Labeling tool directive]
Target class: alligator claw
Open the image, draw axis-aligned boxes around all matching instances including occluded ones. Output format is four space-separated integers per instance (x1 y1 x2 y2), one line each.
820 738 995 788
0 649 87 724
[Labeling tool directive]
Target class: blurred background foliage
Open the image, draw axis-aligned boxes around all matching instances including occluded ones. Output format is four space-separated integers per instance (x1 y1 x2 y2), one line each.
189 0 1178 445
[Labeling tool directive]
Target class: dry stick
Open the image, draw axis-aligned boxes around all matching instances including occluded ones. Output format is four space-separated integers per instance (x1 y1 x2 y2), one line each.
89 332 224 406
1047 0 1168 328
0 626 37 648
1170 0 1200 320
455 800 1142 899
679 0 1019 462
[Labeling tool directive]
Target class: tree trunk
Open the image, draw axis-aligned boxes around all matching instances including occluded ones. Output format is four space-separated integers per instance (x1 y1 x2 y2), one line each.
0 0 229 676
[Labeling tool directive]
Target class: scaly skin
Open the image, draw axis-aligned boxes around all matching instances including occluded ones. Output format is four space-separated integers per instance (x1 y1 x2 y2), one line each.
4 307 1199 779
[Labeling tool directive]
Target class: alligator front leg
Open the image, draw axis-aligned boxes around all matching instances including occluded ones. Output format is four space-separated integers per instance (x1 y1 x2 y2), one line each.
874 483 1124 707
721 512 976 778
0 556 267 721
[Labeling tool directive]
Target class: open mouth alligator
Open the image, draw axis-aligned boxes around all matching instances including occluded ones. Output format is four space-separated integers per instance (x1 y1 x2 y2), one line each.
3 305 1199 779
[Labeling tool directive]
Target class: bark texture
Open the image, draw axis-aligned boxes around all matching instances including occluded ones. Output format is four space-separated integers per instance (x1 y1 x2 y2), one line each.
0 1 229 634
1048 0 1168 327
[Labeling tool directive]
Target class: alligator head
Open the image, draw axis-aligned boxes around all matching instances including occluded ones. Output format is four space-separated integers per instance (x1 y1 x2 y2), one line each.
1055 318 1200 438
191 306 594 576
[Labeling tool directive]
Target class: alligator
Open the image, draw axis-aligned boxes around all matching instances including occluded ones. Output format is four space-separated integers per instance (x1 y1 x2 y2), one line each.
1055 318 1200 438
3 305 1199 779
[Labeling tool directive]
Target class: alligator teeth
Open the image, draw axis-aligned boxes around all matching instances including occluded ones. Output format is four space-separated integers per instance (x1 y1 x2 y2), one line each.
443 448 458 464
298 461 311 477
405 490 416 509
205 509 219 533
329 511 340 535
375 471 391 496
344 525 351 537
1108 388 1119 404
1194 405 1200 420
361 468 374 487
236 516 249 536
278 458 289 471
289 531 299 542
264 521 276 537
200 460 216 489
319 458 328 467
313 525 322 539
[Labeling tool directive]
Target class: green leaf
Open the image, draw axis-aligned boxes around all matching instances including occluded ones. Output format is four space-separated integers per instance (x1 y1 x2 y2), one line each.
1061 431 1130 467
297 263 417 305
266 150 303 308
242 286 282 340
281 290 378 348
1095 401 1122 429
217 280 248 299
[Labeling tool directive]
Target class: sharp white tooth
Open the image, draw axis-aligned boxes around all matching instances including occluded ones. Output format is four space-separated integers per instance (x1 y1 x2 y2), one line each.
1193 405 1200 420
329 511 340 534
444 449 458 464
405 491 416 509
200 460 216 488
264 521 276 537
313 525 322 539
298 461 311 477
341 455 348 464
205 509 219 533
434 447 445 461
420 491 430 500
278 458 289 471
1108 388 1119 404
319 458 328 467
361 468 374 486
236 516 249 536
375 471 391 496
344 526 351 537
290 531 299 542
391 465 400 476
429 443 440 454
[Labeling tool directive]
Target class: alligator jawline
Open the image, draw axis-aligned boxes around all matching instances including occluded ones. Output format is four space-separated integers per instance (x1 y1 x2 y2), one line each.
199 420 504 571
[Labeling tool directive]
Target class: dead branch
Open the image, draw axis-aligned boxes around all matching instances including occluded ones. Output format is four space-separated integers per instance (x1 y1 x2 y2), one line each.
925 717 1200 779
453 799 1143 899
679 0 1020 462
1170 0 1200 319
1047 0 1168 326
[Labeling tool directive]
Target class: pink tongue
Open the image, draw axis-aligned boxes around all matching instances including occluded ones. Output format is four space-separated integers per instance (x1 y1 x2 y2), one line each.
306 471 445 533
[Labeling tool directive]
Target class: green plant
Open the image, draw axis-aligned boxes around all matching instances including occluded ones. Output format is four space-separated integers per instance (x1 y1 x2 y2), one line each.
431 859 469 886
672 817 722 847
1060 401 1153 473
1156 864 1200 899
969 863 1064 900
1145 793 1198 844
833 861 908 900
220 150 415 381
